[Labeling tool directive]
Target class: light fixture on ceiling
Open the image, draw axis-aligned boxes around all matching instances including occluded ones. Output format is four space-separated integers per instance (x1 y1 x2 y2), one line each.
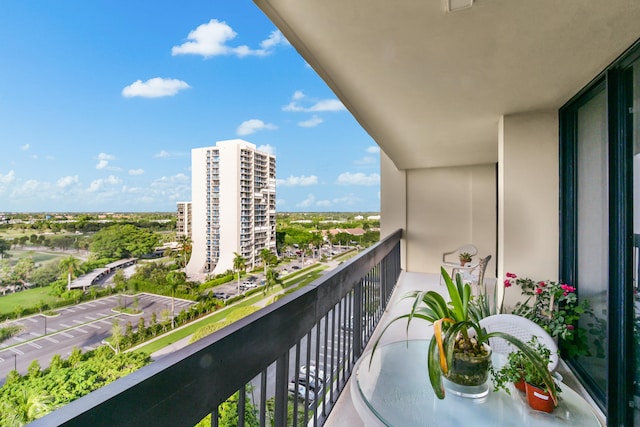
445 0 474 12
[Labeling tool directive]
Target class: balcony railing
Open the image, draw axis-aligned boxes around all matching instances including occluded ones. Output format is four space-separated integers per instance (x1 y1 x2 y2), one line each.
33 230 403 427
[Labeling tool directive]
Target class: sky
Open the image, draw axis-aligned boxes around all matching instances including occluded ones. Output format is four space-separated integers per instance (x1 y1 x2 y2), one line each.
0 1 380 213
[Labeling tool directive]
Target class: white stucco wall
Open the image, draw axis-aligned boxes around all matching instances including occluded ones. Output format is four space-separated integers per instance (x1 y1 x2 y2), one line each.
380 149 407 269
498 112 559 308
404 163 497 276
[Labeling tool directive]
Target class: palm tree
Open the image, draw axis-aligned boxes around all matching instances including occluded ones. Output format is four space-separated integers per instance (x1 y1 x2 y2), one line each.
260 248 272 275
166 271 186 329
177 235 192 269
1 387 54 426
233 252 246 295
59 256 81 291
264 268 281 295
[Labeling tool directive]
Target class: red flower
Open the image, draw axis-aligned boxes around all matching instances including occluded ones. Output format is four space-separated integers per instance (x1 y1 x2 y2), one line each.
504 279 512 288
506 272 517 278
538 281 546 287
566 325 575 330
535 288 542 294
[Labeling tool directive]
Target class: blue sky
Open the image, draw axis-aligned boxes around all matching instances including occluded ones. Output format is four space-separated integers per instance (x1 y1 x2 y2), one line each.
0 1 380 213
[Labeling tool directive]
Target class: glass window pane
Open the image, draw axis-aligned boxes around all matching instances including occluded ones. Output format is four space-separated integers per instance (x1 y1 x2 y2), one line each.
576 87 608 393
632 58 640 426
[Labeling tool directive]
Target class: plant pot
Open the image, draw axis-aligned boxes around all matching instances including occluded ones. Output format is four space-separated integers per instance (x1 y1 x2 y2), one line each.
525 382 555 413
442 344 492 398
513 378 526 392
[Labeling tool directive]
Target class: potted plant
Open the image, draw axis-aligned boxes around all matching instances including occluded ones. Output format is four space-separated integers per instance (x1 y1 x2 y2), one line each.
459 252 472 266
371 268 558 405
492 336 554 393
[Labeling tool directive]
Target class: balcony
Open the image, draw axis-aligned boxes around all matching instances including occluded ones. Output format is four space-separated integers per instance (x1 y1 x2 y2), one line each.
32 230 402 427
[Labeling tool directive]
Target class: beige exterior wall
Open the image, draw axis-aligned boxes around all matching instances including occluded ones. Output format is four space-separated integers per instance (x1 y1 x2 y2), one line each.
380 150 407 269
404 163 497 276
498 112 559 307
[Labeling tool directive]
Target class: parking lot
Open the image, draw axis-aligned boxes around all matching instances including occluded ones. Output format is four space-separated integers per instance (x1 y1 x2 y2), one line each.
0 293 195 383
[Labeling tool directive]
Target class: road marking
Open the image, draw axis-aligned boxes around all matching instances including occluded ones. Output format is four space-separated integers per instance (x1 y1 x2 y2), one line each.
9 348 24 355
27 318 38 323
87 324 101 329
60 332 74 338
75 328 88 334
84 315 96 321
44 336 59 343
96 300 107 305
65 309 76 313
84 303 97 307
13 337 25 342
60 323 71 328
76 305 87 310
72 320 84 324
28 342 42 349
99 320 112 325
47 328 58 333
30 332 41 337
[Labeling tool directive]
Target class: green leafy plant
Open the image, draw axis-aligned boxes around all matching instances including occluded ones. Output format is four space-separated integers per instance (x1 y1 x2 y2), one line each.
371 267 558 405
459 252 472 264
492 336 560 395
504 273 593 357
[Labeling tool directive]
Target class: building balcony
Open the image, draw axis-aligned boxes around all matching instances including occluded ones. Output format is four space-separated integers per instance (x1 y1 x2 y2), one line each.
32 230 402 427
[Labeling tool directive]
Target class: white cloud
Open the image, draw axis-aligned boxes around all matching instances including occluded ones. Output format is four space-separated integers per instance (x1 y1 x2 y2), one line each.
20 144 30 151
283 91 346 113
129 169 145 175
95 153 116 170
276 175 318 187
236 119 277 136
353 156 376 166
122 78 190 98
336 172 380 186
56 175 78 188
87 175 122 192
0 170 16 184
366 146 380 154
298 116 323 128
314 195 361 208
316 200 332 207
257 144 275 155
154 150 170 158
172 19 287 58
296 194 316 208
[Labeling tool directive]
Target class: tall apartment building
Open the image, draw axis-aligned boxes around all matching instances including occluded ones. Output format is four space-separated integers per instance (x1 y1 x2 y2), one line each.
185 139 276 279
176 201 192 238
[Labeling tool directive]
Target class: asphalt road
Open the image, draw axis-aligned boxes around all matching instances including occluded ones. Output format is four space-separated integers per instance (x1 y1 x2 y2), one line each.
0 293 195 383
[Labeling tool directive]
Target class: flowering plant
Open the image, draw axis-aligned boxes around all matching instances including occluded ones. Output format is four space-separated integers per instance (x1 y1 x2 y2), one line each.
504 273 593 357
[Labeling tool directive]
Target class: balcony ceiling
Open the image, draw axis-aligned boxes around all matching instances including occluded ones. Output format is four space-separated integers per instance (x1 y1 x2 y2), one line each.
254 0 640 169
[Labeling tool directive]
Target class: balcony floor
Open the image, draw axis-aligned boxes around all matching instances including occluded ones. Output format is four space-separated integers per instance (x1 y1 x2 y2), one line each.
324 271 606 426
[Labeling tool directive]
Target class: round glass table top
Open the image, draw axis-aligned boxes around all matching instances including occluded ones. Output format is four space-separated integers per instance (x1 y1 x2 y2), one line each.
354 339 602 427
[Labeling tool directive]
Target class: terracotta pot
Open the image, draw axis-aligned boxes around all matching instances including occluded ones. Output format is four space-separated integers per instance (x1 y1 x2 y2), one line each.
513 378 526 392
525 382 555 413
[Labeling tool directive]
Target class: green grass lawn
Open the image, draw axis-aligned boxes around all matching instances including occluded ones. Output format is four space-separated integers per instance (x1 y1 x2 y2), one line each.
6 249 69 267
0 286 60 315
134 264 329 355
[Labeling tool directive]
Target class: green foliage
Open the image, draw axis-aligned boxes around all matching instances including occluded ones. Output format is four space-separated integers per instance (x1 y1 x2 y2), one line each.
0 346 150 427
0 325 24 344
190 306 259 343
90 224 160 259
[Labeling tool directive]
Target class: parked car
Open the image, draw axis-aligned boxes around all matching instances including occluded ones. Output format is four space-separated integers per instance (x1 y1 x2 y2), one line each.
300 365 326 382
288 381 315 402
295 375 322 392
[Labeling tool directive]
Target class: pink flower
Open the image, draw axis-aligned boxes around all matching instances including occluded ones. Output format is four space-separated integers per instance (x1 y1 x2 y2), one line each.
538 281 546 287
535 288 542 294
566 325 575 330
506 272 517 278
561 284 576 293
504 279 512 288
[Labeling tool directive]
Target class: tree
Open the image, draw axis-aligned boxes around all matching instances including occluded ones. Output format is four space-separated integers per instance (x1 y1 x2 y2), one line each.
59 256 81 291
1 387 54 426
260 248 272 275
90 224 160 259
12 257 35 290
264 268 281 295
176 235 192 269
109 321 123 354
233 252 246 296
0 237 11 259
166 271 186 329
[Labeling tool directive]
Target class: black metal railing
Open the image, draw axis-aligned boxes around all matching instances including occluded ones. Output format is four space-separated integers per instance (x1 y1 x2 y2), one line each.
32 229 402 427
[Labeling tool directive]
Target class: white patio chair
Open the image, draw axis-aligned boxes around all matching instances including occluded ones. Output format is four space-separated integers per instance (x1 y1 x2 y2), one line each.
440 244 478 285
479 313 559 372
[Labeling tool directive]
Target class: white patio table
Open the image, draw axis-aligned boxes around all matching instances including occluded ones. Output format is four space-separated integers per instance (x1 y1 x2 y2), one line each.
352 339 602 427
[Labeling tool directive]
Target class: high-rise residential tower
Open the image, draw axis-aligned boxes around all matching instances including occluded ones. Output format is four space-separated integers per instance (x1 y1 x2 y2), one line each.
185 139 276 279
176 201 192 239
